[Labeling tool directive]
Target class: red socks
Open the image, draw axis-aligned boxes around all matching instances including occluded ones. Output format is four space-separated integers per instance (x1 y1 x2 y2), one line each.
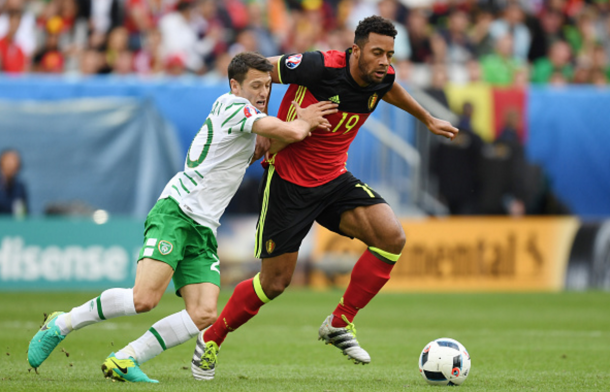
203 249 397 345
203 278 265 346
331 249 395 328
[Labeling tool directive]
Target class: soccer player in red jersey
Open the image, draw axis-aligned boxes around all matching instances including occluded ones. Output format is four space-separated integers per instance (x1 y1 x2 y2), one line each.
192 16 459 379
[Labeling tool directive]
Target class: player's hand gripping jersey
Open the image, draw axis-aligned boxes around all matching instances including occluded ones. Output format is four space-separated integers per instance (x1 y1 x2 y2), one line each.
269 50 395 187
159 93 266 235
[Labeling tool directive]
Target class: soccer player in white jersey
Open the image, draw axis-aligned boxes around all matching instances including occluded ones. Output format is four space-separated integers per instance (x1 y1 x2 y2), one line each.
27 52 337 383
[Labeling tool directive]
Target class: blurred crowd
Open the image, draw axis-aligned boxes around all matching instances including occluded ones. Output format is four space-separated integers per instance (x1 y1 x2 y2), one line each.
0 0 609 84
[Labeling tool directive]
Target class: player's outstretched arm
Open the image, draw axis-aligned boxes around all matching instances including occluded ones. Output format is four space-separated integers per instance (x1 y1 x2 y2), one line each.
252 101 337 143
383 82 459 140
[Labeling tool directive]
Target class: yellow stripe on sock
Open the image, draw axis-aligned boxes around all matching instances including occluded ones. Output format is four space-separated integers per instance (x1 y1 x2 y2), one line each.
252 273 271 303
368 246 401 263
255 165 275 258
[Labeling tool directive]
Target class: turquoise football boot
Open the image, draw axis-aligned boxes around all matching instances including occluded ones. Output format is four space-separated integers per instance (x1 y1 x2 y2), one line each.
101 352 159 383
28 311 66 368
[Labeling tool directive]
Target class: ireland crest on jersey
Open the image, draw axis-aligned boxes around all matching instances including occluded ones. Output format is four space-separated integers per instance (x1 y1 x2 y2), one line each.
158 240 173 255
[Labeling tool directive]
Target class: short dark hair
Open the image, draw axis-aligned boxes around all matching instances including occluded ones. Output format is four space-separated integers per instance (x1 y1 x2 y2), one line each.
228 52 273 84
354 16 397 47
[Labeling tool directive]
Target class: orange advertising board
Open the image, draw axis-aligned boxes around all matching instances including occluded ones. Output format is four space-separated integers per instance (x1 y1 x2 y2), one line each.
311 217 580 292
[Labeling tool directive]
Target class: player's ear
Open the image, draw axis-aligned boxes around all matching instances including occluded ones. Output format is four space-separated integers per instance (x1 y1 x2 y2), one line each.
352 43 360 59
229 78 240 95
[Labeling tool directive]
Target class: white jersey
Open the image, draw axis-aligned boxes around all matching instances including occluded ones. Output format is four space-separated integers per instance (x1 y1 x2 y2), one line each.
159 93 266 235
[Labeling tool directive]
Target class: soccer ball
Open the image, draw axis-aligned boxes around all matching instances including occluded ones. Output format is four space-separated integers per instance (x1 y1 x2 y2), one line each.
418 338 471 386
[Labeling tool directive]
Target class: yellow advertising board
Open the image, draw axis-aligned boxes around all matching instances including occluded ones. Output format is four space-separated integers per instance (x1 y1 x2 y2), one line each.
311 217 580 292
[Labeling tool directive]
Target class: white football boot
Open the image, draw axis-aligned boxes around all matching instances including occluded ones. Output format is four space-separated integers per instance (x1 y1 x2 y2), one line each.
318 314 371 364
191 331 219 380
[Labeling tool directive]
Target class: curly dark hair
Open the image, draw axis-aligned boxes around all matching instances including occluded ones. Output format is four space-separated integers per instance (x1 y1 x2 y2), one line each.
354 16 397 47
228 52 273 84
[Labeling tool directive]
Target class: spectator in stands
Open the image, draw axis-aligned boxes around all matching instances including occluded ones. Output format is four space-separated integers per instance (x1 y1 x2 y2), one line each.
228 28 259 56
481 34 525 86
220 0 249 31
164 52 186 76
466 58 483 82
406 9 433 63
124 0 175 51
324 27 353 52
470 7 495 58
431 102 484 215
101 26 130 73
592 44 610 81
377 0 410 62
32 31 64 73
527 9 567 62
133 28 164 75
78 48 102 75
590 69 607 86
601 15 610 66
244 1 278 57
565 7 598 61
489 3 531 62
572 59 592 84
0 0 36 57
0 10 27 73
200 51 230 83
191 0 229 67
1 0 610 86
159 0 205 73
478 110 526 216
0 149 27 217
78 0 122 50
425 64 450 109
549 70 569 86
531 40 573 83
437 9 475 65
430 31 448 64
112 50 134 74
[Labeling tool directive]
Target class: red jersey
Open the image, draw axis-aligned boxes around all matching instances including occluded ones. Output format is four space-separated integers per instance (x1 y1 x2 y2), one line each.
268 50 395 187
0 38 27 73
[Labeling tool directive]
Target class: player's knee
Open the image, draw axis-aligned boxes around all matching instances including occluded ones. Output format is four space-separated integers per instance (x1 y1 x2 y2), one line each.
133 297 158 313
132 289 161 313
190 307 217 330
381 227 406 255
264 277 291 299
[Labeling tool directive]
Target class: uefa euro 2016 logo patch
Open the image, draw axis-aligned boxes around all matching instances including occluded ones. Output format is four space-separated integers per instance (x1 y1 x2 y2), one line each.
158 240 173 255
244 105 259 118
286 54 303 69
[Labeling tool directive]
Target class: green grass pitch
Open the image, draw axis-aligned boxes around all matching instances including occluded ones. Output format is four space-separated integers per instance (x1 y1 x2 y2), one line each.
1 290 609 391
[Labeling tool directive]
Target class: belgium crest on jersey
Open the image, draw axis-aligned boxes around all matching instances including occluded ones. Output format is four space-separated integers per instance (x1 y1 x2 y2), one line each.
368 93 378 111
266 239 276 254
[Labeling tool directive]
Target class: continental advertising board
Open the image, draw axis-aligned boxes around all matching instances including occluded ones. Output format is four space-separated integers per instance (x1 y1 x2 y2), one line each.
311 217 581 292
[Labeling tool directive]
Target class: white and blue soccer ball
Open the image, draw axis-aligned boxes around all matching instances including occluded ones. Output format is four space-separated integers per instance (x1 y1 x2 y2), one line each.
418 338 471 386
